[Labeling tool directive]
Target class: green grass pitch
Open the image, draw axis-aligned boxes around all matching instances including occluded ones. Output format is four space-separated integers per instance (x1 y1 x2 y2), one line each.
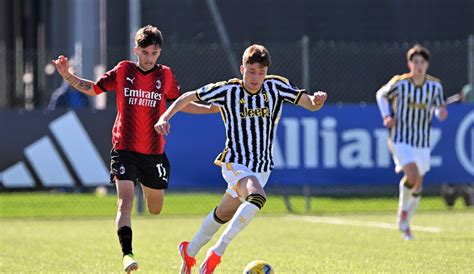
0 193 473 273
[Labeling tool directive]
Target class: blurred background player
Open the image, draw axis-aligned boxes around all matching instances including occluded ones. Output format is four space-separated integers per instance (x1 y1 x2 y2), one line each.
52 25 218 273
375 44 448 240
155 44 327 274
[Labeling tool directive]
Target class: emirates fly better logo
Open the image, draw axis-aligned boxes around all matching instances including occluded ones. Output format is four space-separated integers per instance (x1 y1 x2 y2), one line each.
124 83 163 107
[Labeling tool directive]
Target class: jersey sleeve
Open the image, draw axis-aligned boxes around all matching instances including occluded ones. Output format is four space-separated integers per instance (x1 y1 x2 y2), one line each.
93 63 121 94
271 76 305 104
433 83 446 107
378 75 400 99
163 68 181 102
195 81 228 107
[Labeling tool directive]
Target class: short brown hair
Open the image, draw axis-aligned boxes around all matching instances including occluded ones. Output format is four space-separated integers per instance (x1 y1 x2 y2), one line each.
135 25 163 48
407 44 430 62
242 44 271 67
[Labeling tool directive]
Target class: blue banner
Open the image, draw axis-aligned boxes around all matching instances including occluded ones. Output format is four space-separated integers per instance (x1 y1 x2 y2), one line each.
166 104 474 187
1 104 472 189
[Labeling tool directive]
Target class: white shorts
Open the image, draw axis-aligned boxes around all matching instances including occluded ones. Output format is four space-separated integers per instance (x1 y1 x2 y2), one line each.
220 163 271 198
389 142 431 176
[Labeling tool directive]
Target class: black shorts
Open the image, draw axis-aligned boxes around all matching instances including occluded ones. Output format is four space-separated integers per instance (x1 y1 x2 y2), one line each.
109 149 171 189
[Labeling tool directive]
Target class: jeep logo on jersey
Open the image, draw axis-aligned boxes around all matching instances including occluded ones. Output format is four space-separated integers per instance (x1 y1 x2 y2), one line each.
156 80 161 90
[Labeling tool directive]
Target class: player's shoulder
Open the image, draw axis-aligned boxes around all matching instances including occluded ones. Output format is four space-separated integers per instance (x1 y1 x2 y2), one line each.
265 75 291 85
205 78 240 89
388 73 412 85
426 74 442 84
158 64 172 72
116 60 134 68
156 64 173 77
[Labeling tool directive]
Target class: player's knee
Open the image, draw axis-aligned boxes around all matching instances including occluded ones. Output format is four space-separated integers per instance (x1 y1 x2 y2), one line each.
405 174 419 187
402 176 414 188
148 206 162 215
245 193 267 210
213 207 229 224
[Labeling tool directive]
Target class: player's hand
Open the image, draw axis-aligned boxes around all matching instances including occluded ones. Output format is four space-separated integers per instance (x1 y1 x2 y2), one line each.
312 91 327 107
438 107 448 121
383 116 396 128
52 55 71 78
154 118 170 135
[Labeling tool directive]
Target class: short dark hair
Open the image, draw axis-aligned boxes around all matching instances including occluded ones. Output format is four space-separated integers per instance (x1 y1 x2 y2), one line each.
407 44 430 62
135 25 162 48
242 44 271 67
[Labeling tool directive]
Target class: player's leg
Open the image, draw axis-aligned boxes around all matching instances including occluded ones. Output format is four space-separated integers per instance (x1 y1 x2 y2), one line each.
180 194 241 274
187 193 241 256
139 153 170 214
398 175 413 218
140 185 164 214
399 163 421 240
200 175 267 274
405 150 430 235
116 179 139 272
392 143 418 238
110 150 139 272
209 175 265 256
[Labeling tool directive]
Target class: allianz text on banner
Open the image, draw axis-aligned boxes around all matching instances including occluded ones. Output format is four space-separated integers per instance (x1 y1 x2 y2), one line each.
166 104 473 187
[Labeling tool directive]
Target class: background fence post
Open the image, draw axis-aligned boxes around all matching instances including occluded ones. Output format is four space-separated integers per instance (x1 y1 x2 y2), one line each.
302 35 310 90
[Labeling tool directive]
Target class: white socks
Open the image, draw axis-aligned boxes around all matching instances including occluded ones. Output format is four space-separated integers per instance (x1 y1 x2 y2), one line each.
187 209 224 257
407 193 421 221
211 202 259 256
399 179 412 212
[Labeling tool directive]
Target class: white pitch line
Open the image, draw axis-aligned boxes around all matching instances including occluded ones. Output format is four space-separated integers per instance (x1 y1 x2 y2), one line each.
287 215 441 233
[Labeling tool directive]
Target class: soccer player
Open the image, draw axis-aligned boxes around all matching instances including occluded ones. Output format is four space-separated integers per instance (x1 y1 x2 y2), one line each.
376 44 448 240
155 44 327 273
52 25 218 273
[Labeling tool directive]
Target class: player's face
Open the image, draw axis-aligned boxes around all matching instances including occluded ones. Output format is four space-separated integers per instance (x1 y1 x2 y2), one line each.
240 62 268 92
134 44 161 71
408 55 429 77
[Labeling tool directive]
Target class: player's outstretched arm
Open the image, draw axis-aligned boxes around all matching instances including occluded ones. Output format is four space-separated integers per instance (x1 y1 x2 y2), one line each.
297 91 327 111
52 55 97 96
181 102 220 114
154 91 199 135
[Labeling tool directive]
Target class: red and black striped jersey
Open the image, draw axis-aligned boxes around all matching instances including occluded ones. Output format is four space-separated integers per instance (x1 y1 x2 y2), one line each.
93 61 180 155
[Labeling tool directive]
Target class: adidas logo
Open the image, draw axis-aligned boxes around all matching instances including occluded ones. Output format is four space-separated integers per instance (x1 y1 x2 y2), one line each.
0 111 109 188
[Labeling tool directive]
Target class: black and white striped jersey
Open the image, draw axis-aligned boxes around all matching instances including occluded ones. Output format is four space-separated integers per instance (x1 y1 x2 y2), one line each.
377 73 445 148
196 75 305 172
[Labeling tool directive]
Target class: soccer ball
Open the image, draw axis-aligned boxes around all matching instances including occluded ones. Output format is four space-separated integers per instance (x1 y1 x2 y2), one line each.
243 260 274 274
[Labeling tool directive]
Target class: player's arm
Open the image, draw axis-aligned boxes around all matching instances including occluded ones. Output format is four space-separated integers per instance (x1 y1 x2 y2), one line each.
435 105 448 122
155 91 199 135
52 55 97 96
434 85 448 122
376 84 396 128
181 102 220 114
297 91 327 111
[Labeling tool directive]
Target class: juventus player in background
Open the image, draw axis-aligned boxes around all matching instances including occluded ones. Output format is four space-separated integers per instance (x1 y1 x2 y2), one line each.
376 44 448 240
52 25 218 273
155 44 327 274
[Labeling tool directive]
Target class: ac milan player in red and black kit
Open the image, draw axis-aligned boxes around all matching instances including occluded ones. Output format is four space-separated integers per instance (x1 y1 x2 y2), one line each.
52 25 218 273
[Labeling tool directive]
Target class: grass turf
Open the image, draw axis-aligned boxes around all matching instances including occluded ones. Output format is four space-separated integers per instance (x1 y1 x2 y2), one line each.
0 193 473 272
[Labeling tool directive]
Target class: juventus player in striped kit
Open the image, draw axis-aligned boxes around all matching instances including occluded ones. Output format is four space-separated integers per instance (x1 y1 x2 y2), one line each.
53 25 218 273
376 44 448 240
155 44 327 273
